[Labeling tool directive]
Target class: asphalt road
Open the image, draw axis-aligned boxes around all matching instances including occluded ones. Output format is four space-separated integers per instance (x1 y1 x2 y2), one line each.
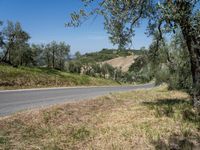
0 83 154 116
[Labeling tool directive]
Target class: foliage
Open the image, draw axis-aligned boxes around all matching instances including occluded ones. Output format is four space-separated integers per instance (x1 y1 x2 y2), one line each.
0 21 31 66
67 0 200 108
0 21 70 71
44 41 70 70
101 63 114 78
129 55 148 73
148 33 193 91
75 51 81 59
67 60 82 74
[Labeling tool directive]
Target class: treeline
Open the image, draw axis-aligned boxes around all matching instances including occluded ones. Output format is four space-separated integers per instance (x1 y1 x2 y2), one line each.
0 21 70 70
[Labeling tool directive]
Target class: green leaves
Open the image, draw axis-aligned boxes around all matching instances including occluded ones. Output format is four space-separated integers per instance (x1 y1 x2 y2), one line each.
0 21 31 65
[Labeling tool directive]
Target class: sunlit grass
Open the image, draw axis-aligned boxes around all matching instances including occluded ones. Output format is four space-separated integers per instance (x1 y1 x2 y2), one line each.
0 65 120 89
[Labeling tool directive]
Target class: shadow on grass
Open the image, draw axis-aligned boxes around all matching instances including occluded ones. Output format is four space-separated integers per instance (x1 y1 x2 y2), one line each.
143 98 189 107
32 67 62 76
143 99 199 123
143 98 200 149
152 134 199 150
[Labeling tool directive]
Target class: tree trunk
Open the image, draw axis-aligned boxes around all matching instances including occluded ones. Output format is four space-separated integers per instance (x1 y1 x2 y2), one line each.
1 47 12 65
52 50 55 69
47 53 50 68
60 59 62 70
190 40 200 111
180 22 200 111
1 49 8 62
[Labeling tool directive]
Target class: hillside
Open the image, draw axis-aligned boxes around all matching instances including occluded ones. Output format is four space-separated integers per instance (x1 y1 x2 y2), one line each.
78 49 144 62
74 49 144 73
0 65 120 90
102 55 138 72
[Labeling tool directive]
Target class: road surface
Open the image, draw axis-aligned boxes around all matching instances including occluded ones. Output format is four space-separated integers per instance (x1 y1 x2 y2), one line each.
0 83 154 116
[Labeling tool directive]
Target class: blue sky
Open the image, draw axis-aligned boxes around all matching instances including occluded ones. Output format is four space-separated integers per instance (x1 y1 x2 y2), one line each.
0 0 152 54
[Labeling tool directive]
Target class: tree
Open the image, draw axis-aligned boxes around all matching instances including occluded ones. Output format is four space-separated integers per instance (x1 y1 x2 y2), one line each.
75 51 81 59
13 22 31 66
68 60 82 73
91 63 101 77
148 32 192 90
0 21 4 48
44 43 52 68
67 0 200 109
57 42 70 70
1 21 16 64
44 41 70 69
0 21 30 66
101 63 114 79
31 44 45 66
47 41 57 69
0 21 4 59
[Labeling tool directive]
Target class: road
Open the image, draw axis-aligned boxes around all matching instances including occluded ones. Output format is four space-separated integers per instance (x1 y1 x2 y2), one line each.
0 83 154 116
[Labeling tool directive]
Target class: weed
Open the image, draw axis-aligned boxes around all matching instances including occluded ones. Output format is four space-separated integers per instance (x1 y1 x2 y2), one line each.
71 126 90 140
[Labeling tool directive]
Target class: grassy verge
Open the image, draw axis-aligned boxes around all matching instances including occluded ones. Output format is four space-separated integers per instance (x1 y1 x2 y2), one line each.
0 65 120 90
0 85 199 149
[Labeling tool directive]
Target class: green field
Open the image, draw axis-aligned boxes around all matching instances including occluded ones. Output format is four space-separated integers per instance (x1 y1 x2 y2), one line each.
0 65 120 90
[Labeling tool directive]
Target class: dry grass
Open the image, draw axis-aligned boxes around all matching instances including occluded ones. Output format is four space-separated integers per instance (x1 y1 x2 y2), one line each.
102 55 138 72
0 85 199 149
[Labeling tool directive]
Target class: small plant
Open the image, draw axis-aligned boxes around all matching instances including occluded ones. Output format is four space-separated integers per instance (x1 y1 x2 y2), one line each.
154 105 174 118
71 126 90 140
181 108 200 124
0 136 9 145
0 134 10 150
43 111 51 124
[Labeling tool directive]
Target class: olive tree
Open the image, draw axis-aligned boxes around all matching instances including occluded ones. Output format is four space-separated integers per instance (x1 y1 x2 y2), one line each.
0 21 30 66
67 0 200 109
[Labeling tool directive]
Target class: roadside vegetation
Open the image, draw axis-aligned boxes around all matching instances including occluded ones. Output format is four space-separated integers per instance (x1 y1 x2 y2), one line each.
0 85 199 149
0 65 120 90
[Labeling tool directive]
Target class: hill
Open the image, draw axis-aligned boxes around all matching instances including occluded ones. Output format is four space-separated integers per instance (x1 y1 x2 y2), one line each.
77 49 144 62
0 65 120 90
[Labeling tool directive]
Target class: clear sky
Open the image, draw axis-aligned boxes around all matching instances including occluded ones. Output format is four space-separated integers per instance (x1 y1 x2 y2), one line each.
0 0 152 54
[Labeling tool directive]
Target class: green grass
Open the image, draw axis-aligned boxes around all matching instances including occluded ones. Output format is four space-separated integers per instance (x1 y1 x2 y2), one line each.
0 65 120 89
0 85 199 149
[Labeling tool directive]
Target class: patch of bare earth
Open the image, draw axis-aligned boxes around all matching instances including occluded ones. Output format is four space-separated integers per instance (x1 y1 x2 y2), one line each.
0 85 199 149
102 55 138 72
